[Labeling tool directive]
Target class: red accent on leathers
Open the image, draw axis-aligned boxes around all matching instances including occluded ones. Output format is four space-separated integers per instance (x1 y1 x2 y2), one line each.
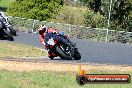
40 34 45 48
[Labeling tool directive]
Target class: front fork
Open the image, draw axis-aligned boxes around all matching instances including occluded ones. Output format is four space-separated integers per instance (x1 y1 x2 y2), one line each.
67 39 78 52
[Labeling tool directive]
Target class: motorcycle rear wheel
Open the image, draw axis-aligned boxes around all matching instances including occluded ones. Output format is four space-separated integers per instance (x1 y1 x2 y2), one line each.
4 30 14 41
8 25 16 36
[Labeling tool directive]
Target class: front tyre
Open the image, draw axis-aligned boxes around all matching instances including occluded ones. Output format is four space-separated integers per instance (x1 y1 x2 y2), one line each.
73 51 81 60
55 43 74 60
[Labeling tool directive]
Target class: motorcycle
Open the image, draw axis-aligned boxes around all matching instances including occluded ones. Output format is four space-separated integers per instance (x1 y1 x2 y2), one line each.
4 18 16 36
0 12 16 36
46 34 81 60
0 20 14 41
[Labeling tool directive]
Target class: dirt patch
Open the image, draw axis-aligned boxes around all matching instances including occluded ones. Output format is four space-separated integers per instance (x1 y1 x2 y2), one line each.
0 60 132 72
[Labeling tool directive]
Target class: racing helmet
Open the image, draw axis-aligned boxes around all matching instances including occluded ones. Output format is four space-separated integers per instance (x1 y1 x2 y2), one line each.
38 24 47 35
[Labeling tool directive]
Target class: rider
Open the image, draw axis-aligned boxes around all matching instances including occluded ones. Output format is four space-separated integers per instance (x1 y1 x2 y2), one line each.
37 25 68 57
0 12 8 31
38 25 67 47
0 12 9 24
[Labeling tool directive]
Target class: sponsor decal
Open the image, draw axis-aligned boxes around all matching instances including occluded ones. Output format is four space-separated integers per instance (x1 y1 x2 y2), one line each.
76 66 131 85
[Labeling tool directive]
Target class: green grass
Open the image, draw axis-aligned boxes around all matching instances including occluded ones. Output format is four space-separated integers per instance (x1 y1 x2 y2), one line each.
0 70 131 88
0 0 13 8
0 41 47 58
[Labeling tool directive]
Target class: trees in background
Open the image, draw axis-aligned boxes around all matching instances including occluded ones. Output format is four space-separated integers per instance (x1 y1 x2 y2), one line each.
7 0 132 31
79 0 102 13
80 0 132 31
7 0 86 26
64 0 80 6
111 0 132 31
7 0 64 21
84 11 106 28
51 6 86 26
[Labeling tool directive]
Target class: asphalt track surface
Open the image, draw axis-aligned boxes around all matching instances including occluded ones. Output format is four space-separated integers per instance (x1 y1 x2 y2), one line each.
2 31 132 66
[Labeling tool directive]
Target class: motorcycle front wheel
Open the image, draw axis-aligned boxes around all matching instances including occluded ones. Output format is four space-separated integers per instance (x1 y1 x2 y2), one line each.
73 51 81 60
55 43 74 60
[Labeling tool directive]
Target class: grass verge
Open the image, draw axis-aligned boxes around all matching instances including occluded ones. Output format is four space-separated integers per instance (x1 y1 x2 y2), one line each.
0 69 131 88
0 41 47 58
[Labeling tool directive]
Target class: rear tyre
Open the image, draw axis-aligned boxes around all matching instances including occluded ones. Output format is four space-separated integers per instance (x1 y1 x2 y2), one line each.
4 30 14 41
8 26 16 36
55 44 74 60
73 51 81 60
